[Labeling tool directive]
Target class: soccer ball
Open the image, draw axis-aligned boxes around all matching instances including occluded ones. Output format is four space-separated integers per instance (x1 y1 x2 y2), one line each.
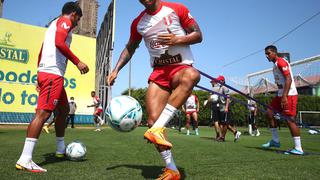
105 95 142 132
66 141 87 161
210 94 219 103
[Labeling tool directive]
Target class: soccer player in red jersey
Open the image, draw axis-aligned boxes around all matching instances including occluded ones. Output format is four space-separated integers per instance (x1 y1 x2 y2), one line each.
107 0 202 179
182 93 200 135
16 2 89 173
262 45 303 155
87 91 104 131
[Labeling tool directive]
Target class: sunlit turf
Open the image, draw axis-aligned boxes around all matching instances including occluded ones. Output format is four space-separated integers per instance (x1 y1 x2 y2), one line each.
0 125 319 179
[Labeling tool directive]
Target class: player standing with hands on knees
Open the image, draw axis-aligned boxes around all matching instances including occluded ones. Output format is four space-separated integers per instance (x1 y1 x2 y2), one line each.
262 45 303 155
107 0 202 179
16 1 89 173
182 93 200 136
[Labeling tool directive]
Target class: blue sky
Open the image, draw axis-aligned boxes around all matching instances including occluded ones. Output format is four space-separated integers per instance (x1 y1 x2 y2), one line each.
3 0 320 96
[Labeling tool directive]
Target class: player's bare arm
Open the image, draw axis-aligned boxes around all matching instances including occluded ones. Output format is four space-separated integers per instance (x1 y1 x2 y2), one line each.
281 75 292 109
196 99 200 112
107 39 141 86
157 22 202 46
225 96 230 113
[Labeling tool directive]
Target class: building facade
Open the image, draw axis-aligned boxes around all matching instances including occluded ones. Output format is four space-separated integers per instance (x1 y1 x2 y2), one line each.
0 0 4 18
73 0 98 38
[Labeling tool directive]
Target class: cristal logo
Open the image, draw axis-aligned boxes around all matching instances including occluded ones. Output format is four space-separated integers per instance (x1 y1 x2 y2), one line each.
0 32 29 64
150 40 167 49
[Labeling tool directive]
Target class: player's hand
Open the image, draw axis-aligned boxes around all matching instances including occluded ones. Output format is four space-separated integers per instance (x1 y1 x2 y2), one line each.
77 62 89 74
224 108 229 113
107 71 118 86
157 33 179 46
281 96 288 110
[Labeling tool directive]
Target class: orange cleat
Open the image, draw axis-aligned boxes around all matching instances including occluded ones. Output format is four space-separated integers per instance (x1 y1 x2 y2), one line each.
156 168 180 180
144 128 172 148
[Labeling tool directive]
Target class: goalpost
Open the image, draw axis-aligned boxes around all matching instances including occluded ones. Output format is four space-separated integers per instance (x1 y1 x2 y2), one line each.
246 55 320 96
298 111 320 127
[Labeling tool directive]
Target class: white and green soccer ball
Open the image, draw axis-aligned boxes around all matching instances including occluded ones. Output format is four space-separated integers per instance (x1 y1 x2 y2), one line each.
105 95 142 132
66 141 87 161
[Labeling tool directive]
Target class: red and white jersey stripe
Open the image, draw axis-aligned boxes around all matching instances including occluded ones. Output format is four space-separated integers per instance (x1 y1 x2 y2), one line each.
130 1 196 67
38 16 80 76
273 57 298 96
93 96 103 110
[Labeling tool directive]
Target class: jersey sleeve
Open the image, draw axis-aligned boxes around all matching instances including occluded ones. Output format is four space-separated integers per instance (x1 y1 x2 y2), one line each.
276 58 290 76
175 3 196 30
223 87 230 96
129 17 143 43
55 17 80 65
194 95 199 103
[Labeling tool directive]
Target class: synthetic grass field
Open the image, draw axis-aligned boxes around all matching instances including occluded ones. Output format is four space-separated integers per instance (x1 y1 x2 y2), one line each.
0 125 319 179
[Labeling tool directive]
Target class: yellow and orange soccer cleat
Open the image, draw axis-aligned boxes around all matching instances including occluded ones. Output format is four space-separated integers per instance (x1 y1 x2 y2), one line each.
144 128 173 148
156 168 180 180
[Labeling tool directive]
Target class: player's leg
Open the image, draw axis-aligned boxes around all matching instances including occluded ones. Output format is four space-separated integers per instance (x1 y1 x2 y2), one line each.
284 95 303 154
218 112 227 141
43 114 55 134
145 67 199 179
70 114 75 128
228 124 241 142
262 97 281 148
93 111 101 131
144 82 171 145
248 112 253 135
16 72 63 172
252 116 260 136
66 115 70 128
212 110 221 139
214 121 221 139
185 114 191 135
144 82 179 172
191 112 199 135
54 89 69 157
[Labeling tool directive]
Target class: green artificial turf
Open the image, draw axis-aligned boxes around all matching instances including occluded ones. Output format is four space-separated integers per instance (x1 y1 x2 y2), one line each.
0 126 319 179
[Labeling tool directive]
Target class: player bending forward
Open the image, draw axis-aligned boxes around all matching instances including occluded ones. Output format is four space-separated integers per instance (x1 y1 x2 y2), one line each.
182 93 200 135
107 0 202 179
16 2 89 173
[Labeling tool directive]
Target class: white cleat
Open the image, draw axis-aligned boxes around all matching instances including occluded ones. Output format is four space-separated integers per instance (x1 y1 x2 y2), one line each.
255 130 261 136
234 131 241 142
16 160 47 173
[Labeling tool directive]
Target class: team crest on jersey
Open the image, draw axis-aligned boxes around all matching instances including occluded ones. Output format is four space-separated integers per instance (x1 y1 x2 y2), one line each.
163 15 173 26
61 22 70 30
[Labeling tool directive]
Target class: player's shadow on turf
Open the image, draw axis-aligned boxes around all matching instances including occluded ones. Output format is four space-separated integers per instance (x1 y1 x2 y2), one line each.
106 164 186 179
245 146 320 156
38 153 87 166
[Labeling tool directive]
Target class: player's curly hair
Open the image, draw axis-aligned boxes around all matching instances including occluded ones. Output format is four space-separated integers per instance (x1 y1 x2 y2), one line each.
62 1 83 17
